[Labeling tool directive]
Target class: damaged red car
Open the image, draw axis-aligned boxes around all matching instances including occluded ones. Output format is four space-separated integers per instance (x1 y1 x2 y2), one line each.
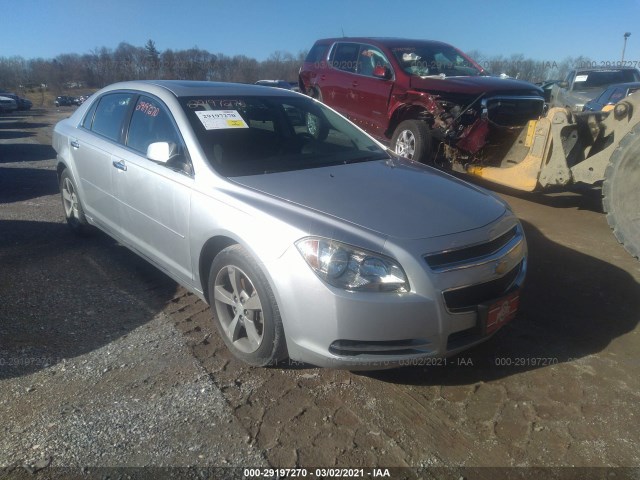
299 37 545 165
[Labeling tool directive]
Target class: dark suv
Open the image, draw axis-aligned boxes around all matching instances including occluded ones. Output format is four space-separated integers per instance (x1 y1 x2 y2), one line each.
299 37 544 163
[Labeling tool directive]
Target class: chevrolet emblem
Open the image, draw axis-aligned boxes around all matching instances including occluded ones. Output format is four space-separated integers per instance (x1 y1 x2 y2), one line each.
494 260 510 275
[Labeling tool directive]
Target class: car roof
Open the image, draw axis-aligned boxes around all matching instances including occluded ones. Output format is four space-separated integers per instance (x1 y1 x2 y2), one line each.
108 80 300 98
314 37 454 49
576 66 639 72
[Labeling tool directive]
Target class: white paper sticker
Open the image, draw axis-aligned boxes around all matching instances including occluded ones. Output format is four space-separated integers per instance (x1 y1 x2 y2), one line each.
195 110 248 130
575 75 589 82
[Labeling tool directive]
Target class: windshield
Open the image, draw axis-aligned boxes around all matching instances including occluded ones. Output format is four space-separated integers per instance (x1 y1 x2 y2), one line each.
574 70 640 89
180 95 388 176
391 45 482 77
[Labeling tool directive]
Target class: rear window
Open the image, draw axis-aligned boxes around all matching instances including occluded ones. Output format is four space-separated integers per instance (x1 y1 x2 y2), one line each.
305 43 329 64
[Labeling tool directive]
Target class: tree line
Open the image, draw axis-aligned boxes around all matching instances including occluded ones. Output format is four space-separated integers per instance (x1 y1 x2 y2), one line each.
0 39 592 95
0 40 307 93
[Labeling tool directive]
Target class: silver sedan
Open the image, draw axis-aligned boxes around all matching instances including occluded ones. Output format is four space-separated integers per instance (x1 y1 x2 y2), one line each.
53 80 527 369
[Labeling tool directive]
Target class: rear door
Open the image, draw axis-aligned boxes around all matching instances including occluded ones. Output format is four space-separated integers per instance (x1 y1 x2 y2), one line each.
71 92 134 234
319 42 360 118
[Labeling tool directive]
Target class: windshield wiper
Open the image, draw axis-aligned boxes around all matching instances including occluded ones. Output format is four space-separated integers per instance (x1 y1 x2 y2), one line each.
342 153 389 165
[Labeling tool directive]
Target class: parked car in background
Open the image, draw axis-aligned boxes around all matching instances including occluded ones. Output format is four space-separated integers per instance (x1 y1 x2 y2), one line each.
550 67 640 112
299 37 544 163
55 95 76 107
0 95 18 113
76 94 93 105
0 93 32 110
255 80 295 90
53 80 527 369
582 82 640 112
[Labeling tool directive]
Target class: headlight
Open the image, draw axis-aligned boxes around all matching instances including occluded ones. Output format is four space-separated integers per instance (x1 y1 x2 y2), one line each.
296 237 408 292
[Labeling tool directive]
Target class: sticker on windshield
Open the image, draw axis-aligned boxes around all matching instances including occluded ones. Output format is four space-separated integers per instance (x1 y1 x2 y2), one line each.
575 75 589 82
195 110 248 130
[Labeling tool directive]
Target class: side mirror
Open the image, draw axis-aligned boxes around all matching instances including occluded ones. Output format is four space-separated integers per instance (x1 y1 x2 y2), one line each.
373 65 391 79
147 142 176 163
559 81 568 89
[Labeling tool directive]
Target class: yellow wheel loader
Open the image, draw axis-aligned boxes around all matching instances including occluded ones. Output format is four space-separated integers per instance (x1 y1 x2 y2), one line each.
444 96 640 260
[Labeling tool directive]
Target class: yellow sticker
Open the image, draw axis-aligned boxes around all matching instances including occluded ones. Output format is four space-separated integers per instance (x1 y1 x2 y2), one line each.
195 110 248 130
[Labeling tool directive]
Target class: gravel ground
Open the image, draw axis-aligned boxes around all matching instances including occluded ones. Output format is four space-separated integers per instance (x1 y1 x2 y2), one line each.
0 313 265 470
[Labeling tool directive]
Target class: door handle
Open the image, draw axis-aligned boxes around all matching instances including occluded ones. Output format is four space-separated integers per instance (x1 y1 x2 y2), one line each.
70 140 80 149
352 81 359 87
112 159 127 171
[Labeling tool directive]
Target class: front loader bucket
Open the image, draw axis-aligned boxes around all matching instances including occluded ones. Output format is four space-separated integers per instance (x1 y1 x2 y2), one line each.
464 116 553 192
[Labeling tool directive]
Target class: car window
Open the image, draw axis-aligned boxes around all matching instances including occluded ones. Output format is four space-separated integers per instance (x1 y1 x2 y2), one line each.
575 70 640 89
391 45 481 77
357 45 391 77
608 87 627 104
330 43 360 73
127 96 179 152
126 95 191 174
305 43 329 64
180 95 388 177
91 93 134 142
81 98 99 130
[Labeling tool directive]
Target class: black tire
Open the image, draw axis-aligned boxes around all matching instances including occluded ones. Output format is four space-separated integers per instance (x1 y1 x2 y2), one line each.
390 119 432 163
59 169 91 235
208 245 287 366
308 86 322 102
602 124 640 259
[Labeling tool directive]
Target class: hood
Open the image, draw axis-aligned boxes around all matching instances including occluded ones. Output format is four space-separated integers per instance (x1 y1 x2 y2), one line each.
410 75 543 97
231 158 506 240
569 87 603 103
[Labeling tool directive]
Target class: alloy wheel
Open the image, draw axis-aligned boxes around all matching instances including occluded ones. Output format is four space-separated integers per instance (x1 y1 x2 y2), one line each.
213 265 264 353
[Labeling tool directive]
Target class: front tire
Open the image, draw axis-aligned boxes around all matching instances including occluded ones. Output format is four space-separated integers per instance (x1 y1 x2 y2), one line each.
602 124 640 259
208 245 287 366
390 120 432 163
60 169 90 235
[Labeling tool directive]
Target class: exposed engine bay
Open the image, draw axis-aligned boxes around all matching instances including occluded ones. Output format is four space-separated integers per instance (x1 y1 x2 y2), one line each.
426 92 546 169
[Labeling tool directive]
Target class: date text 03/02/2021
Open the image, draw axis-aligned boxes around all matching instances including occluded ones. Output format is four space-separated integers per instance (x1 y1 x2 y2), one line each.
243 468 392 478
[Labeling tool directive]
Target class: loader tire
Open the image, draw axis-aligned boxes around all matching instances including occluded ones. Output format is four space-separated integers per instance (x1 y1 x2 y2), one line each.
602 123 640 260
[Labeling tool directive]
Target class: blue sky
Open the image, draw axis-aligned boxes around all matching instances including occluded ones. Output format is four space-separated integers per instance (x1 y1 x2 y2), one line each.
2 0 639 64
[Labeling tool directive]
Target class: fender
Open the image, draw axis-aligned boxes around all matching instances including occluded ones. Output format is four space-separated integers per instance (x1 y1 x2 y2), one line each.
387 90 441 137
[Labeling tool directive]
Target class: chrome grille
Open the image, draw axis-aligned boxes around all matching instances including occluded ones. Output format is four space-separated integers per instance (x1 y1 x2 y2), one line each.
483 96 544 127
425 226 518 272
443 260 523 313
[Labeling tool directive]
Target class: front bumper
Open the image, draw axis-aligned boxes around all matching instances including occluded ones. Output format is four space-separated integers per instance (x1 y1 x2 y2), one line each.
267 217 527 369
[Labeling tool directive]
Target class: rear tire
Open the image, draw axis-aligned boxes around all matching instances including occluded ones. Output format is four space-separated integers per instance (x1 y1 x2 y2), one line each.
308 86 322 102
602 124 640 259
60 169 91 236
390 120 432 163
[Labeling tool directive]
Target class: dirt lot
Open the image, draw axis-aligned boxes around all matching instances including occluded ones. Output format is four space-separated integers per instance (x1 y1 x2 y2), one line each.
1 109 639 479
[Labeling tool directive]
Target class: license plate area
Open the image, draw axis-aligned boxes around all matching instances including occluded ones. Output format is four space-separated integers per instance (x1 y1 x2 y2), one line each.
478 291 520 335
